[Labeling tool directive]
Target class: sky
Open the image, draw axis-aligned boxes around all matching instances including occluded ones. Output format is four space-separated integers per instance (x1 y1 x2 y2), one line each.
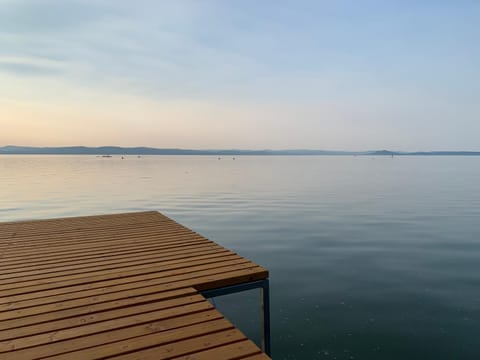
0 0 479 150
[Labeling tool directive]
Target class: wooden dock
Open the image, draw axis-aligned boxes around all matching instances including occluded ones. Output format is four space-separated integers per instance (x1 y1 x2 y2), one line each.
0 211 271 359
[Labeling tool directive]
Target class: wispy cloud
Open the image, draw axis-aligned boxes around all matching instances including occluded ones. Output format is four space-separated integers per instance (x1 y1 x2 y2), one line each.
0 55 65 76
0 0 113 34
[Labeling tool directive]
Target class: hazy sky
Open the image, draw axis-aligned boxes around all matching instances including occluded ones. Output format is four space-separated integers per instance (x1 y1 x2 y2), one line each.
1 0 479 150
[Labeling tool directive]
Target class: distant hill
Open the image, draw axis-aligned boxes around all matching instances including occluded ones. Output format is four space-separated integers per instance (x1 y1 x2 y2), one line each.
0 146 356 156
1 146 479 156
365 150 480 156
406 151 480 156
367 150 401 156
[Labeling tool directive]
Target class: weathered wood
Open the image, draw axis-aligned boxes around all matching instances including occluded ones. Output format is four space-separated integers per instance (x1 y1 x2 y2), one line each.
242 354 273 360
0 211 270 359
0 287 197 326
106 328 247 360
0 294 206 337
0 244 229 278
0 310 223 360
168 339 262 359
0 252 246 288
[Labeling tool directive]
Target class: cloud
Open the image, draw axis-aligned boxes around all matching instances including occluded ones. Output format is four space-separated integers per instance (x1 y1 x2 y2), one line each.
0 62 61 76
0 1 260 99
0 56 65 76
0 0 114 34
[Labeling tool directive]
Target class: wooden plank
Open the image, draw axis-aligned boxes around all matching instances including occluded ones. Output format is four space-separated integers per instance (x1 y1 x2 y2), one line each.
0 233 211 262
0 211 164 237
0 214 188 244
242 354 272 360
0 301 215 352
47 322 242 360
0 239 217 276
1 210 160 227
106 328 247 360
4 222 197 248
0 241 225 272
0 240 211 267
169 339 262 359
0 245 234 284
0 260 254 322
0 256 248 291
0 266 267 307
2 225 204 251
0 310 223 360
0 224 18 239
0 222 191 246
0 288 199 334
0 258 254 296
191 266 269 291
0 253 236 311
0 261 261 298
0 287 196 323
0 294 206 339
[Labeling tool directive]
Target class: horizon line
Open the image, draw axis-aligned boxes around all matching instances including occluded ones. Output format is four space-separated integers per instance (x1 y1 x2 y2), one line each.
2 145 480 154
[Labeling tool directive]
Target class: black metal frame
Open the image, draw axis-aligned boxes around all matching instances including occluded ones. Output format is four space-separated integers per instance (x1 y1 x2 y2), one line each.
200 278 271 356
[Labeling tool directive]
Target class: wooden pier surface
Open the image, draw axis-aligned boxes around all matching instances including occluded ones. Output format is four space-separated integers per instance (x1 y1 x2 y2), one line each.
0 211 270 359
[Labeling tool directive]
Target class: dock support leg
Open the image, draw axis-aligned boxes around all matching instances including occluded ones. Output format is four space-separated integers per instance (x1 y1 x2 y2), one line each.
200 279 271 357
261 278 271 356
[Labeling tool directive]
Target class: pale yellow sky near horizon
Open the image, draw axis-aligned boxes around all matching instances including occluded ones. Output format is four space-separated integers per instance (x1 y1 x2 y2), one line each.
1 98 368 149
1 72 395 150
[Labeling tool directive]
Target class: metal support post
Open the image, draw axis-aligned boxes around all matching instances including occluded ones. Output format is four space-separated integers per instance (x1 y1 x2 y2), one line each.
261 278 271 356
200 278 271 357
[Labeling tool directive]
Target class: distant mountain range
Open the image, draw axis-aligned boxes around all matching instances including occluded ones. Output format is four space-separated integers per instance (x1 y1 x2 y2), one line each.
1 146 480 156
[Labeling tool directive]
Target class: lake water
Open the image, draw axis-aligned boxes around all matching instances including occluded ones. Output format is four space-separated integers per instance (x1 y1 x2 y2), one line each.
1 155 479 359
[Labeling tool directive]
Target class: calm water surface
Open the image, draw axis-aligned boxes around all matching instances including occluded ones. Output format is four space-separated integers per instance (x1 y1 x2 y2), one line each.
1 155 479 359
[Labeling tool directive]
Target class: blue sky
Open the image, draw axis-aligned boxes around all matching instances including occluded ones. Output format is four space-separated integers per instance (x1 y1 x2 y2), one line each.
0 0 479 150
